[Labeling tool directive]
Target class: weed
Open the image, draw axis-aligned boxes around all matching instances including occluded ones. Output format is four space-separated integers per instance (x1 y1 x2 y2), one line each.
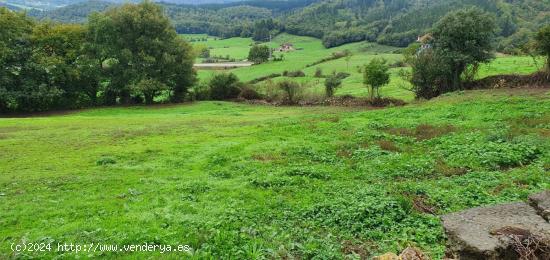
96 156 117 166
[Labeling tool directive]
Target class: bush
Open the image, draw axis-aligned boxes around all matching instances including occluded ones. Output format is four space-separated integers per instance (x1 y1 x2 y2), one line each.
248 45 270 64
248 73 281 84
209 73 241 100
335 72 350 80
278 80 302 104
188 83 211 101
283 70 305 77
238 86 262 100
324 74 342 97
314 68 324 78
405 48 451 99
96 156 116 166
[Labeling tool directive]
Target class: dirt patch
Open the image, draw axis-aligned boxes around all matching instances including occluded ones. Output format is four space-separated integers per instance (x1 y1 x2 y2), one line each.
0 103 195 118
508 115 550 138
376 140 401 152
464 71 550 89
513 116 550 128
385 124 456 141
252 153 279 162
341 240 370 259
242 96 407 108
411 195 437 215
434 160 468 177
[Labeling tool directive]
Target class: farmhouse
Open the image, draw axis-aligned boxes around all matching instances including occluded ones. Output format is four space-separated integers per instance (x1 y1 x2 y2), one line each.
417 33 433 50
277 43 295 52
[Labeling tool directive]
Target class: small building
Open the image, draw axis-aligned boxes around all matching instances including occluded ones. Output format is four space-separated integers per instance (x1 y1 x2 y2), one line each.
277 43 295 52
417 34 433 50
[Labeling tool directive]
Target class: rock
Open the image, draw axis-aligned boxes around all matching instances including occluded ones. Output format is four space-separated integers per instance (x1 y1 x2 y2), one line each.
399 247 428 260
529 190 550 221
373 253 400 260
442 202 550 260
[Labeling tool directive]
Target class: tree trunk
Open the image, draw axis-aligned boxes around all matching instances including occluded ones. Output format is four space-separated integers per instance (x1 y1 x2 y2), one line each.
144 92 154 105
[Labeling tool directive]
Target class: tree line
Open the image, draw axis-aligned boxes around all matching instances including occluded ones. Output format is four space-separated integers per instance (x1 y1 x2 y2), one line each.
28 0 550 52
0 1 196 113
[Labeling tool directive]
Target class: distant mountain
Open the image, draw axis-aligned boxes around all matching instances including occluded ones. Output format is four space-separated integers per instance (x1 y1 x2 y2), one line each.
0 2 23 11
0 0 244 10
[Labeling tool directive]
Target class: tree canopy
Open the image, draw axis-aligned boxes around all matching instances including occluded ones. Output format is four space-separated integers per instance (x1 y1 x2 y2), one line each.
431 8 497 90
363 58 390 99
0 1 196 113
248 45 270 64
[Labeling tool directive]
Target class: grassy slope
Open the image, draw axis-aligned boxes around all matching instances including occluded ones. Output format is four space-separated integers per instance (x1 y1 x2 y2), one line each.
183 34 254 61
1 89 549 259
188 34 542 102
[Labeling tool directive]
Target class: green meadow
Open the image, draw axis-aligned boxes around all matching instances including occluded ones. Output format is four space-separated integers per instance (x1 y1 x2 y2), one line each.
1 89 549 258
1 32 548 259
189 33 542 102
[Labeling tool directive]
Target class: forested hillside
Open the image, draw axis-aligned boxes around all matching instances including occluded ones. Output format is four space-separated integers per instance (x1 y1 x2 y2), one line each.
285 0 550 51
30 0 550 52
1 0 244 10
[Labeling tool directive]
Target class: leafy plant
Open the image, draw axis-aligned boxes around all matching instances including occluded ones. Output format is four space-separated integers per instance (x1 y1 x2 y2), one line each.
364 58 390 99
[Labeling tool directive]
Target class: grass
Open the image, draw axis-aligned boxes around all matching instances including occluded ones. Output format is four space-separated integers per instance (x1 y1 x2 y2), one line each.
188 34 543 102
182 34 254 61
477 55 544 78
1 88 549 259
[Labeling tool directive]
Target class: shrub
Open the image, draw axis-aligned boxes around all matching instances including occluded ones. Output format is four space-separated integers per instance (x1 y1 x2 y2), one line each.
324 74 342 97
263 80 282 102
314 67 324 78
406 49 450 99
188 83 211 101
96 156 116 166
277 80 302 104
238 86 262 100
209 73 241 100
364 58 390 99
283 70 305 77
335 72 351 80
248 73 281 84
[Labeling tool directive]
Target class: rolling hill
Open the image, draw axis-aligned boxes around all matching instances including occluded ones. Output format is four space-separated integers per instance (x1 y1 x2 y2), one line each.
18 0 550 52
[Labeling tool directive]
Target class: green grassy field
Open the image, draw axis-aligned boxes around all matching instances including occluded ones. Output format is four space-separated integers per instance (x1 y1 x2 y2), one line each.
183 34 254 61
1 89 549 259
188 33 543 102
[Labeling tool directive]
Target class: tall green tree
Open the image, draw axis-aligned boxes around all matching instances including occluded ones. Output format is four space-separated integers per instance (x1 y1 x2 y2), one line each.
431 8 497 90
87 1 196 104
0 8 65 112
31 23 92 108
248 45 270 64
